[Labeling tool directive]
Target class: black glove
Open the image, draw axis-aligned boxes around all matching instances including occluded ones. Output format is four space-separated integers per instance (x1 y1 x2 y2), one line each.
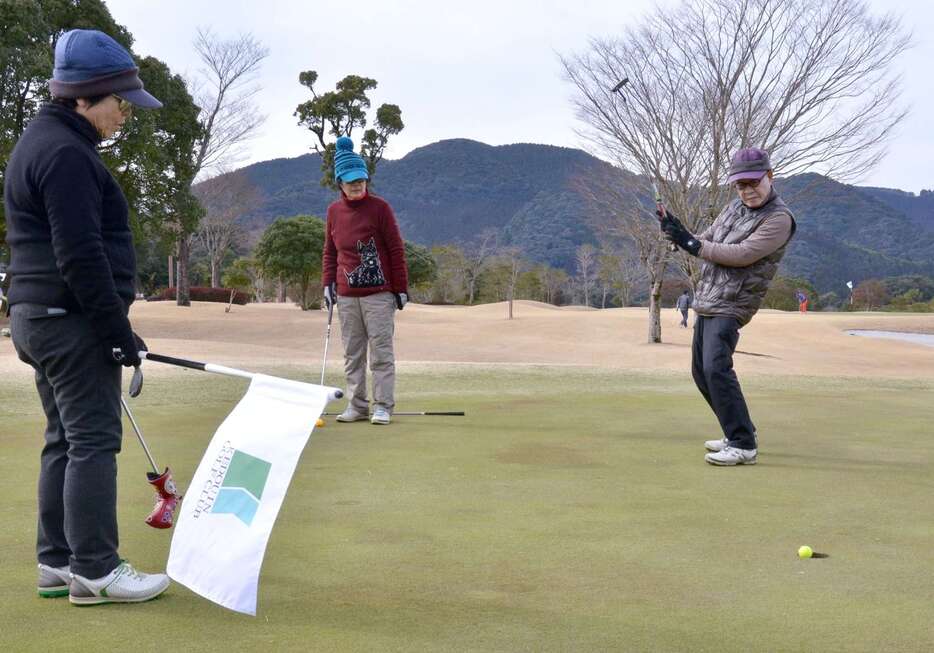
323 282 336 311
659 210 702 256
112 331 147 368
394 292 408 310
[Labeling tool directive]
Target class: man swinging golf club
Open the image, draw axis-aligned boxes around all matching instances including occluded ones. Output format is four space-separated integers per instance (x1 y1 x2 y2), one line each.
4 30 169 603
322 137 409 425
659 148 796 465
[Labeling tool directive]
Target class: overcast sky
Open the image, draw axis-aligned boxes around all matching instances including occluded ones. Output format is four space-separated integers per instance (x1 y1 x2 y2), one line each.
107 0 932 192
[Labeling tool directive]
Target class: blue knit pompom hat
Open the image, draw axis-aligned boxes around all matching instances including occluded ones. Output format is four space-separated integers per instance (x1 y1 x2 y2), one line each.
50 29 162 109
333 136 369 183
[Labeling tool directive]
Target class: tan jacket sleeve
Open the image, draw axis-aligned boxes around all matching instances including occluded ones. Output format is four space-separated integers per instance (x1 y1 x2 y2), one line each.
698 213 793 268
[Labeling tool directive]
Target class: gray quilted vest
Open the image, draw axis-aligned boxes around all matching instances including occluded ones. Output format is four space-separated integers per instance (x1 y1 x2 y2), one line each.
693 192 796 327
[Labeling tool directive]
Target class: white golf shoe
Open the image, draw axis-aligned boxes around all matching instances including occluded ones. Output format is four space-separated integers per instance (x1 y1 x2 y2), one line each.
69 561 169 605
705 446 757 466
370 406 391 425
336 407 369 422
37 563 71 598
704 437 729 452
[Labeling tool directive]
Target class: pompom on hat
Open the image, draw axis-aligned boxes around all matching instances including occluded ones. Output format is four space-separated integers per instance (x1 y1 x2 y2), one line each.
333 136 369 183
50 29 162 109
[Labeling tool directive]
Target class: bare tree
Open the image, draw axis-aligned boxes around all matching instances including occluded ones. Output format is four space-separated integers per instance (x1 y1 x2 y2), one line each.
174 29 269 306
500 247 525 320
429 245 468 304
461 228 498 305
613 251 644 308
194 171 262 287
575 244 596 306
538 266 570 305
597 254 613 308
563 0 910 339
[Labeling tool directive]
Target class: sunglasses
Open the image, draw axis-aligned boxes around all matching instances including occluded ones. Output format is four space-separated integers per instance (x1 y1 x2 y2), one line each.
112 94 133 117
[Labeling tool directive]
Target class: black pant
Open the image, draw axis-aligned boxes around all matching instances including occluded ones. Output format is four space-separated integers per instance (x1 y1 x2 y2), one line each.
691 316 756 449
11 303 122 579
680 309 689 327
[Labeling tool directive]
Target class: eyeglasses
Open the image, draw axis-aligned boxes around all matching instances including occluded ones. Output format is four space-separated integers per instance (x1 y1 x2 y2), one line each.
112 94 133 117
734 176 765 190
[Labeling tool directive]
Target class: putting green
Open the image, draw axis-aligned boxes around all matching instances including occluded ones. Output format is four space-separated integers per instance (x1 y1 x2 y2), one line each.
1 366 932 651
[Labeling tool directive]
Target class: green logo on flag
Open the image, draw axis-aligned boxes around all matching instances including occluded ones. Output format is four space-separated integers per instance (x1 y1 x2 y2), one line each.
211 450 271 526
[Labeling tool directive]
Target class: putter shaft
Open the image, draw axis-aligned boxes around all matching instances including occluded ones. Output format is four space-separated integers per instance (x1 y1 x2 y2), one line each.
120 397 159 474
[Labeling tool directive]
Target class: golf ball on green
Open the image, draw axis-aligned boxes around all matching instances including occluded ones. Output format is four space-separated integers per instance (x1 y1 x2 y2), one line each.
798 545 813 559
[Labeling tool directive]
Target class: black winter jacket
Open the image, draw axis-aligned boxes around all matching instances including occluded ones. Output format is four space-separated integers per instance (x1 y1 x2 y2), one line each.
4 103 136 345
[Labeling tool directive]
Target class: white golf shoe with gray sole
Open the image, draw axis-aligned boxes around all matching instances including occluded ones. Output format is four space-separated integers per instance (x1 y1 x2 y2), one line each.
37 563 71 598
705 446 757 466
69 561 169 605
370 406 391 425
704 437 729 452
336 408 369 422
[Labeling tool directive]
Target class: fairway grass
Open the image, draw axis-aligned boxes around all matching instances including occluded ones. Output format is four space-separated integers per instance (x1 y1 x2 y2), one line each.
1 366 932 652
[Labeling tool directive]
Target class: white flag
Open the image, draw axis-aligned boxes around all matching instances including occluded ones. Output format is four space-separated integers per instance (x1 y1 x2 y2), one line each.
167 374 335 615
846 281 854 289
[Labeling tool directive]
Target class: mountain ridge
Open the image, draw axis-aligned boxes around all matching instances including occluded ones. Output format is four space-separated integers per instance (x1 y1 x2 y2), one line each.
223 139 934 293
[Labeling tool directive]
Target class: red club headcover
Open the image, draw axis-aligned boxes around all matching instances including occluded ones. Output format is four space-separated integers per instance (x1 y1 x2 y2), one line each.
145 467 181 529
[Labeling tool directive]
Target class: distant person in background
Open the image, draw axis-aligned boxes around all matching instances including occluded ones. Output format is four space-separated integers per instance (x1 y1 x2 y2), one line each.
322 137 409 425
657 148 796 466
676 290 692 327
4 29 169 604
796 290 808 314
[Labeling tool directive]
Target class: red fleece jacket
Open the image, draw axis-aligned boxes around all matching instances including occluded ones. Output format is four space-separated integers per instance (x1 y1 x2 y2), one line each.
322 192 408 297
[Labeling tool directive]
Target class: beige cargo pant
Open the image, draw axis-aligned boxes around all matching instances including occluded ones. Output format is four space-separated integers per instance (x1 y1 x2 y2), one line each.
336 292 396 414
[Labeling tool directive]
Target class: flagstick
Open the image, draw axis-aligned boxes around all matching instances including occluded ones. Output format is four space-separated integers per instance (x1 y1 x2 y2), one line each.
141 352 344 400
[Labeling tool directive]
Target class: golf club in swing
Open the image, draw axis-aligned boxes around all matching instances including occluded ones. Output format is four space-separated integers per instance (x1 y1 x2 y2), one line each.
611 78 677 253
122 365 181 529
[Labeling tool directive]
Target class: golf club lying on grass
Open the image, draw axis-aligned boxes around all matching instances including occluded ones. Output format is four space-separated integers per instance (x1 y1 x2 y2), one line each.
139 351 343 401
123 365 181 529
320 411 465 417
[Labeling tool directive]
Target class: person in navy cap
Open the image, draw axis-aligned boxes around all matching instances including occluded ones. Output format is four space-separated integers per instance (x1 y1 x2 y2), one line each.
4 29 169 604
656 148 796 466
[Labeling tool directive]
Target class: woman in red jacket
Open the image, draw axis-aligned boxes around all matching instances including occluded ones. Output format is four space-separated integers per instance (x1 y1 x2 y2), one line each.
322 137 409 425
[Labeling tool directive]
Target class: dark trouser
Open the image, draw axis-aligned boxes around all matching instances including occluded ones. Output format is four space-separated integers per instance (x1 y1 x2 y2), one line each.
11 303 122 579
691 315 757 450
680 309 689 327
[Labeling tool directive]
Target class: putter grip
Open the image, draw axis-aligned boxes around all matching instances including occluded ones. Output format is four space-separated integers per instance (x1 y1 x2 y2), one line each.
143 352 207 371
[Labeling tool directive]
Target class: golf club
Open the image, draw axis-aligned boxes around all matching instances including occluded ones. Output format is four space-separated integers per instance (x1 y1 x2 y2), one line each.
321 297 334 386
609 78 676 253
120 382 181 530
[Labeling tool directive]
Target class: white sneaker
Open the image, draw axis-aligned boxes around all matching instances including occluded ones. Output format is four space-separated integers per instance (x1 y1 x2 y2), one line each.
336 408 369 422
370 406 391 425
37 563 71 598
704 437 729 452
705 447 757 466
69 561 169 605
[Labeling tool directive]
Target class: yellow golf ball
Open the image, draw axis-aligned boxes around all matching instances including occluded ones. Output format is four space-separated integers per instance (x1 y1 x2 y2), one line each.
315 418 325 428
798 545 813 559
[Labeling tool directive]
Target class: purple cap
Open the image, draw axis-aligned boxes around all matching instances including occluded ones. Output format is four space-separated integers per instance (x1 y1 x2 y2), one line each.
727 148 771 183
